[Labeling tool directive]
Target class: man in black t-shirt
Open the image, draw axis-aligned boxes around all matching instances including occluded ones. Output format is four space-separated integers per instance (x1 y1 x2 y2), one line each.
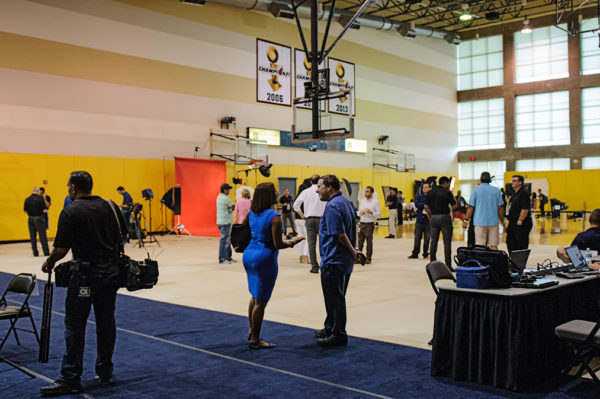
41 171 127 397
537 188 548 218
506 175 532 253
425 177 457 269
385 188 399 238
39 186 51 230
279 188 297 236
24 187 49 256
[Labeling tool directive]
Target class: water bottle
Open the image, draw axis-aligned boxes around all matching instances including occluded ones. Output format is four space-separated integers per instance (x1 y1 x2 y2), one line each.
585 248 591 266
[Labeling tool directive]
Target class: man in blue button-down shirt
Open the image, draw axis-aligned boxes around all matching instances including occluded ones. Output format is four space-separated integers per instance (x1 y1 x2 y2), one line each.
463 172 505 250
315 175 360 347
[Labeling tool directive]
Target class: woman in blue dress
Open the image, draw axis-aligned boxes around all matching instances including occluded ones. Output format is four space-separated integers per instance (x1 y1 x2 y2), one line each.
242 182 304 349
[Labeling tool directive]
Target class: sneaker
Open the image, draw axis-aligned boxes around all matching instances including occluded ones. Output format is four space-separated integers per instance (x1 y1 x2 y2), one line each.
40 380 82 396
310 268 319 274
385 235 395 239
407 255 418 259
227 258 237 263
219 260 232 264
423 254 429 259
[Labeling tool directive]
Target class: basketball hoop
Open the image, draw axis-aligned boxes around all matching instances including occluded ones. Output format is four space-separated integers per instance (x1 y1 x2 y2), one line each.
249 159 263 166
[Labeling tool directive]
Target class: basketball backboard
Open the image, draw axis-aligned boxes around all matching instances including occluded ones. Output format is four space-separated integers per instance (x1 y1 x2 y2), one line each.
291 87 354 144
235 137 268 165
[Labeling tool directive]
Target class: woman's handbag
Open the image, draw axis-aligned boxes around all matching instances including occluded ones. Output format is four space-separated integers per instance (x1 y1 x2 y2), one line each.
231 223 251 253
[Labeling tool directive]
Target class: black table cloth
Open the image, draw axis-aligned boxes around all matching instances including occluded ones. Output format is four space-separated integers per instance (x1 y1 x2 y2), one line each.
430 277 600 391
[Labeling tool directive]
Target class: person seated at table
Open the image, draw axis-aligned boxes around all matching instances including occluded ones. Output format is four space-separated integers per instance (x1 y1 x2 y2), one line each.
556 208 600 263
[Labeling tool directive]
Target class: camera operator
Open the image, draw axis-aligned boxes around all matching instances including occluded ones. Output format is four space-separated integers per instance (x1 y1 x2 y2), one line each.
41 171 127 396
117 186 133 227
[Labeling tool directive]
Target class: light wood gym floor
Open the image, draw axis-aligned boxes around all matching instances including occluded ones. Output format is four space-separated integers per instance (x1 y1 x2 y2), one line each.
0 217 583 350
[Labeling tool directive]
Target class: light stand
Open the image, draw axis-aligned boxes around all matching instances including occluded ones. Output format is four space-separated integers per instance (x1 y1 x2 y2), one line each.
141 189 160 247
145 197 160 246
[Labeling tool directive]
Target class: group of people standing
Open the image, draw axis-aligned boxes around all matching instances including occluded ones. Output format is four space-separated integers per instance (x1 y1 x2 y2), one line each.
217 175 358 349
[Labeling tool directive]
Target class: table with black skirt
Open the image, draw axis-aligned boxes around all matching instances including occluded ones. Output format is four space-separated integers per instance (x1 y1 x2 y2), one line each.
430 275 600 391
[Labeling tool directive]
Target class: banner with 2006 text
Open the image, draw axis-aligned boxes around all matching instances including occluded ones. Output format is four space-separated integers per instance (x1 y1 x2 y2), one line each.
256 39 291 106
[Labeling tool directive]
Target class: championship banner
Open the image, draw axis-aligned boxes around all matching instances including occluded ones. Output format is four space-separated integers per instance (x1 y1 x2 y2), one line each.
256 39 291 106
327 58 356 116
294 48 325 111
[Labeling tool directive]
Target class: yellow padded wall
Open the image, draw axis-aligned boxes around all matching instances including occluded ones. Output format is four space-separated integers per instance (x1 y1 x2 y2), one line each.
0 153 174 242
504 170 600 211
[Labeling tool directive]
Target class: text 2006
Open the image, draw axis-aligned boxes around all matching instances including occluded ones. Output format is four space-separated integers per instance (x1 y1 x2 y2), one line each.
267 93 284 103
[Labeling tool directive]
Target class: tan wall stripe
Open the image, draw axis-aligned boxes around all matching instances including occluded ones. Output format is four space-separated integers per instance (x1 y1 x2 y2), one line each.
112 0 455 89
0 32 456 131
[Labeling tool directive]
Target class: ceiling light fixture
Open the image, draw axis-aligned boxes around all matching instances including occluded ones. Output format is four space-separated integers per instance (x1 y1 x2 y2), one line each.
459 4 473 22
521 18 532 34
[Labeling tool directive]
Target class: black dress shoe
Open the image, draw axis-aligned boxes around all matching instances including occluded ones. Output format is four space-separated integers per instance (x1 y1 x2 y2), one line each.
94 375 113 384
40 380 82 396
310 268 319 274
317 335 348 347
315 328 331 339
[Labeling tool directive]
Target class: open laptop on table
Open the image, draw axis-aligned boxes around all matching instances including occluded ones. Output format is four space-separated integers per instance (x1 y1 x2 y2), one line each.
510 249 530 273
564 245 599 275
510 249 560 288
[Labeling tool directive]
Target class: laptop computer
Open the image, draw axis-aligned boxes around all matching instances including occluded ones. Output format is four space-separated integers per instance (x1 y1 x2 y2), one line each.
510 249 531 273
565 245 590 272
511 278 559 289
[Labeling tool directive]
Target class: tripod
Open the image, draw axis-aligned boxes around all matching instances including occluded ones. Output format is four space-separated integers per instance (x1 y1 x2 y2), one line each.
144 198 160 247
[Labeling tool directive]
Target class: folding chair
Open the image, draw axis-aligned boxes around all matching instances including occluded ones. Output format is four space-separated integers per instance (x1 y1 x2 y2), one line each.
555 318 600 383
0 273 40 352
425 261 455 345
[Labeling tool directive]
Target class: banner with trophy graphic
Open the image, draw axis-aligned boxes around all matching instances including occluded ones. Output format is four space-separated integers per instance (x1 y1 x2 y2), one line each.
327 58 355 116
256 39 291 106
294 48 325 111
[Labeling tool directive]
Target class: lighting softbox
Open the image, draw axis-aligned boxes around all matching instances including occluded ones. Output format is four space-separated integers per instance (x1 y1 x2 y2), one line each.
161 187 181 215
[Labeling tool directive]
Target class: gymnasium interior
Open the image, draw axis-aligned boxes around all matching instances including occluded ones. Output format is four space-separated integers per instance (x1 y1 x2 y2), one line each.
1 0 600 398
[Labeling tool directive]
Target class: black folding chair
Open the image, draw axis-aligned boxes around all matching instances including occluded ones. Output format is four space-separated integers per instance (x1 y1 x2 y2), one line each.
425 261 455 345
0 273 40 352
555 318 600 383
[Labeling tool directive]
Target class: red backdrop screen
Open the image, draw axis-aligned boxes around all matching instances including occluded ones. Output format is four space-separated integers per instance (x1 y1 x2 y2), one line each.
175 157 226 237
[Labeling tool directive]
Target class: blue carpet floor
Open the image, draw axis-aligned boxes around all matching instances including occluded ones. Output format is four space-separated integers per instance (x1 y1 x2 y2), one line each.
0 271 598 399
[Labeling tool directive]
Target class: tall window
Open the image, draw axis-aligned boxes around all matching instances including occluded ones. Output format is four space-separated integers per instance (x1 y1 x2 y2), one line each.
515 158 570 171
514 25 568 83
581 19 600 75
582 87 600 144
458 98 505 150
582 156 600 169
457 35 503 90
515 91 569 147
458 161 506 200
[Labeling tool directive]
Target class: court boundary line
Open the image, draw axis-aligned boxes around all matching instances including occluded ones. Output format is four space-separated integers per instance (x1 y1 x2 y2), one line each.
14 301 394 399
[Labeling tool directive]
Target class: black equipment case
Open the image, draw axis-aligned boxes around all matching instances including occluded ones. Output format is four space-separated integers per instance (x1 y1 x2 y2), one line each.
455 245 513 288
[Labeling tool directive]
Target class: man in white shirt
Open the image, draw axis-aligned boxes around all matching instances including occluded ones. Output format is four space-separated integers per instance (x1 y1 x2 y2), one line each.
294 174 327 274
357 186 381 264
